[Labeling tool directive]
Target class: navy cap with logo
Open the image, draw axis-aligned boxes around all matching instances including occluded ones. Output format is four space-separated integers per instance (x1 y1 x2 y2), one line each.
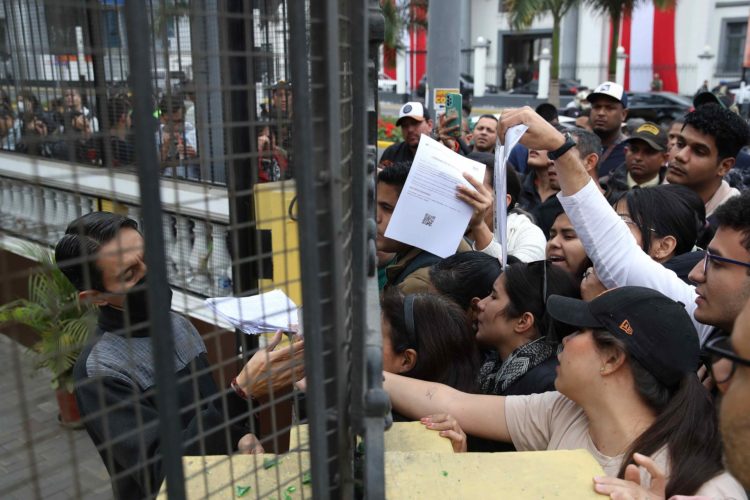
546 286 700 388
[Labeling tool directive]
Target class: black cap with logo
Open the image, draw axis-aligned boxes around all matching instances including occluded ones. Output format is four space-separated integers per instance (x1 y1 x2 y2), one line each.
547 286 700 388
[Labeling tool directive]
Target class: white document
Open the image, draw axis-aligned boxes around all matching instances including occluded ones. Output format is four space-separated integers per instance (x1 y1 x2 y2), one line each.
494 124 528 267
385 134 486 258
204 289 299 335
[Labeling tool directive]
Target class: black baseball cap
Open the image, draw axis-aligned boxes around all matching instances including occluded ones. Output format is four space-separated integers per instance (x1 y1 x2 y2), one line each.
547 286 700 387
693 91 731 110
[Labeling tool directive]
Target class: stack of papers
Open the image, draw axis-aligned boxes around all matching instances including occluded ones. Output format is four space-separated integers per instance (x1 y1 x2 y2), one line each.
204 289 299 335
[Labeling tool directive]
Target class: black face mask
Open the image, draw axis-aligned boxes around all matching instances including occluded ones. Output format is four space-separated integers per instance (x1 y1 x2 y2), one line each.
102 277 173 333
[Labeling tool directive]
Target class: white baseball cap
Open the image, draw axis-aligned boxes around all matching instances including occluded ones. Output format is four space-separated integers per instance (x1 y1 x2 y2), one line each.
586 81 628 108
396 102 430 126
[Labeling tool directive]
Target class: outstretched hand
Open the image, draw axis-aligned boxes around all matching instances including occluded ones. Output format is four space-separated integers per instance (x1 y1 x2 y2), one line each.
592 453 666 499
421 413 467 453
236 330 305 400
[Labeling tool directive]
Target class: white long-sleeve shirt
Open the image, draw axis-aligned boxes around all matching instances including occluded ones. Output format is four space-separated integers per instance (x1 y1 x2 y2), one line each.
558 179 712 345
474 211 547 263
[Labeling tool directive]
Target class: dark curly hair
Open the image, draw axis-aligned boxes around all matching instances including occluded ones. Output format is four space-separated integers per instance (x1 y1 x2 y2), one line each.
713 190 750 254
682 104 750 161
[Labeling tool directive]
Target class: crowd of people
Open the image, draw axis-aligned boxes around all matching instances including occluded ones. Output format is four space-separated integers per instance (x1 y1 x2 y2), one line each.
374 81 750 498
0 81 294 182
50 78 750 499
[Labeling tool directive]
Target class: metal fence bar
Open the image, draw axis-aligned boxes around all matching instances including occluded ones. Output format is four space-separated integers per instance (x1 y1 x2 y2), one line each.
124 1 186 498
288 3 332 498
358 2 388 498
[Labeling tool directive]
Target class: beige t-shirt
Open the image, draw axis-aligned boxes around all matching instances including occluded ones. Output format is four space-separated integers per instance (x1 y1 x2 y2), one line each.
505 392 746 499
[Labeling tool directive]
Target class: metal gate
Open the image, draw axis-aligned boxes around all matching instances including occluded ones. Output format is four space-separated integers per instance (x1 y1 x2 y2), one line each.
0 0 386 498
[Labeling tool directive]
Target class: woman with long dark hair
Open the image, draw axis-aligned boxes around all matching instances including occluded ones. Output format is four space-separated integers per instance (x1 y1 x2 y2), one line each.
473 260 578 398
383 287 744 497
381 291 479 394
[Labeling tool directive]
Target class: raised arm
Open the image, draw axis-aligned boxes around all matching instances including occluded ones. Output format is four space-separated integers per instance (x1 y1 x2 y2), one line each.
383 372 511 442
497 108 709 344
497 107 590 196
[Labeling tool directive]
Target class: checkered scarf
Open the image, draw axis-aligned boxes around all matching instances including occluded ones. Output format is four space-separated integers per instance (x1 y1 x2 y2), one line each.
478 337 557 395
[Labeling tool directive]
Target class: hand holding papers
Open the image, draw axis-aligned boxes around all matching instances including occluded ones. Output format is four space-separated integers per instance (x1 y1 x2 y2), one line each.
205 289 300 335
494 124 528 267
384 134 486 258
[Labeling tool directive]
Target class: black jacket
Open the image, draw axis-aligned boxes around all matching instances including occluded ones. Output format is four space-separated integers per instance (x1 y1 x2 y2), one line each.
74 310 253 499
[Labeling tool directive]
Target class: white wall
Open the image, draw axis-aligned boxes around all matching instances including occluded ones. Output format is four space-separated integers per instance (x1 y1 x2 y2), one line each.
575 4 609 89
710 2 749 80
674 0 712 93
470 0 557 86
471 0 748 93
470 0 509 86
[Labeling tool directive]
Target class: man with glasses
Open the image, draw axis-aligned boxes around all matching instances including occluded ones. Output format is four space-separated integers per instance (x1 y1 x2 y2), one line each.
496 107 750 345
706 298 750 489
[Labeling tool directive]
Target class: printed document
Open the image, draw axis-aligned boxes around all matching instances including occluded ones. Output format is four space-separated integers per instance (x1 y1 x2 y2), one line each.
384 134 485 258
494 124 528 266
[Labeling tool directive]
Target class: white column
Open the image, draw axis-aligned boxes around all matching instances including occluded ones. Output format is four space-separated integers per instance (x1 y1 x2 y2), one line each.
171 215 191 283
396 49 406 95
42 188 57 240
0 180 11 224
697 46 714 92
473 36 490 98
52 191 67 239
188 219 210 292
63 193 77 228
10 183 23 226
162 214 177 280
209 223 232 296
79 195 93 217
30 187 43 233
537 48 551 100
615 46 627 87
20 186 33 229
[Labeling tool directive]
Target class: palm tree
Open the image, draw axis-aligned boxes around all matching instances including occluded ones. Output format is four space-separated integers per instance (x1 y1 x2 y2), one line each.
505 0 579 106
585 0 676 80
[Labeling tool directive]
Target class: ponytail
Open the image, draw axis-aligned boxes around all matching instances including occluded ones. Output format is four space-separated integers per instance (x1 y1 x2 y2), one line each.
593 330 723 496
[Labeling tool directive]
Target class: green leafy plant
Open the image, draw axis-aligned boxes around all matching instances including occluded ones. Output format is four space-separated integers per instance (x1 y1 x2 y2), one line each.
0 245 96 392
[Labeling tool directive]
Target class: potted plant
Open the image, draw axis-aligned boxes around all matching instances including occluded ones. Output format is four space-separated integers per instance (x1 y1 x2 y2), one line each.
0 245 96 427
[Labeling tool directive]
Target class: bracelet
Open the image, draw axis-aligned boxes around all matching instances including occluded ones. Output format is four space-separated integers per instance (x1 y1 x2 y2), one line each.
231 376 249 400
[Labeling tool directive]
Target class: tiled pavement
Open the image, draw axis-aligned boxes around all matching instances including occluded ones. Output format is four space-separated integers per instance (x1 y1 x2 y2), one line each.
0 335 112 500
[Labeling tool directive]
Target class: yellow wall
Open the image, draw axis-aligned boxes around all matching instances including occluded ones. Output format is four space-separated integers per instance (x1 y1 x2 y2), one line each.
253 180 301 306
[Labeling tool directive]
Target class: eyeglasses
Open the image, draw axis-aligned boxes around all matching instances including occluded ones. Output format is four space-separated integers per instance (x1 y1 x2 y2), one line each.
701 250 750 276
618 214 655 233
705 336 750 384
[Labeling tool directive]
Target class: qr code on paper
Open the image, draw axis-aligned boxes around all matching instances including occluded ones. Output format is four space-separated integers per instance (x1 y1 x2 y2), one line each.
421 213 436 227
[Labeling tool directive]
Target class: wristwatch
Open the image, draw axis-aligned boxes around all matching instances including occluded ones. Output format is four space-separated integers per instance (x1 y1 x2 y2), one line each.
547 132 576 160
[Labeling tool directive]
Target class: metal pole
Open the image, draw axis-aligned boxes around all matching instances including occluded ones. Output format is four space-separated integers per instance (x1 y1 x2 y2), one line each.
288 2 330 498
426 0 460 116
86 0 113 167
123 0 185 498
190 0 226 183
